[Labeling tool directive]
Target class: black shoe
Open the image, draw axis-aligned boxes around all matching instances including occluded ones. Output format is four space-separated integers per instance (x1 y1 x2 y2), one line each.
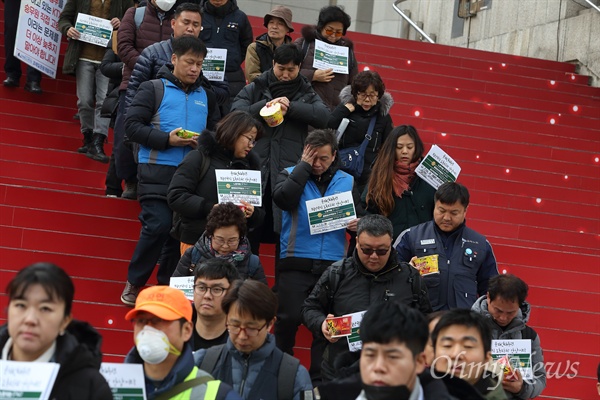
24 81 42 94
77 130 94 153
87 133 109 163
121 181 138 200
73 112 80 120
3 77 19 87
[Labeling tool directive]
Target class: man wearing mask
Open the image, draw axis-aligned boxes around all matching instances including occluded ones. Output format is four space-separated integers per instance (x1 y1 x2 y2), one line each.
124 286 242 399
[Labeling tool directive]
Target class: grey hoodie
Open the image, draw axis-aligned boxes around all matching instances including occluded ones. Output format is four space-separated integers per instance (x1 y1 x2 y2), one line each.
472 296 547 399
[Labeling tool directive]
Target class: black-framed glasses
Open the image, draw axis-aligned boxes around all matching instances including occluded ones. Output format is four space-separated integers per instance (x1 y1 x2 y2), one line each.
211 236 240 247
241 134 256 146
360 247 390 256
324 28 343 37
357 92 378 101
226 322 268 337
194 284 228 297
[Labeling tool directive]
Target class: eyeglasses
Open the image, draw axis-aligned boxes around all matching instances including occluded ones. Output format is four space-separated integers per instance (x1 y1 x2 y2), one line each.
360 247 390 256
227 322 268 337
131 316 169 327
194 284 228 297
324 28 343 38
241 134 256 146
357 92 379 101
212 236 240 247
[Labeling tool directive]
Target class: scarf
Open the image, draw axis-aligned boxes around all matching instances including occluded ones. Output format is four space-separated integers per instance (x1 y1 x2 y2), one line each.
393 161 420 197
268 70 304 100
204 234 250 264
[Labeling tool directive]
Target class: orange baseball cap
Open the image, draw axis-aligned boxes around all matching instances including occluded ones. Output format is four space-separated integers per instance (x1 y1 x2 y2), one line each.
125 286 192 322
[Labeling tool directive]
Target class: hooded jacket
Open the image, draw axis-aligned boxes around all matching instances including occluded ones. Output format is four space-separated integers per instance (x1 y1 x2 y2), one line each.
167 131 265 245
231 70 329 232
58 0 132 75
472 296 547 399
193 334 313 400
245 33 293 83
301 249 432 380
125 64 218 201
294 25 358 111
328 85 394 188
0 320 112 400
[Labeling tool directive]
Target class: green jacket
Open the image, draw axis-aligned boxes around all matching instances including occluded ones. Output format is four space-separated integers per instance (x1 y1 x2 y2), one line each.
58 0 133 75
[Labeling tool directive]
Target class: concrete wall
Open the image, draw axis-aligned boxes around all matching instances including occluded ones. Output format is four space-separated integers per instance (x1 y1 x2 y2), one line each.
237 0 600 86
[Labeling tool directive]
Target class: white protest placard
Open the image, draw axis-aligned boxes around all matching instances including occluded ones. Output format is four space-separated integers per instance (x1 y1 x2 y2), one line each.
169 276 195 301
306 191 356 235
0 360 60 400
14 0 65 78
75 13 113 47
415 145 461 189
204 48 227 81
345 311 367 352
100 363 146 400
491 339 533 380
313 39 349 74
215 170 262 207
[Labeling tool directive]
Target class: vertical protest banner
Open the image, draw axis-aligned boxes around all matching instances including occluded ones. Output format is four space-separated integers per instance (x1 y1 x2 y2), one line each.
204 48 227 81
15 0 66 79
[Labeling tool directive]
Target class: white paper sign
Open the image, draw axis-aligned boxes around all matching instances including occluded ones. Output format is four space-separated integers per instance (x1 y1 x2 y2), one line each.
306 191 356 235
491 339 533 380
345 311 367 352
415 145 461 189
75 13 113 47
14 0 65 78
215 170 262 207
0 360 60 400
169 276 195 301
100 363 146 400
313 39 349 74
204 48 227 81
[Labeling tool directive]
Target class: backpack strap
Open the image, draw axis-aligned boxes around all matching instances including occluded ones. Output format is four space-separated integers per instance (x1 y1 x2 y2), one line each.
406 263 425 309
200 344 227 374
151 78 164 116
277 352 300 400
521 325 537 341
247 254 260 278
134 6 145 29
153 374 214 400
325 260 346 314
301 39 310 64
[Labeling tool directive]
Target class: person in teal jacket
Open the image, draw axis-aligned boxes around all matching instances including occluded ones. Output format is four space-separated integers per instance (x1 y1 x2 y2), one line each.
272 129 364 383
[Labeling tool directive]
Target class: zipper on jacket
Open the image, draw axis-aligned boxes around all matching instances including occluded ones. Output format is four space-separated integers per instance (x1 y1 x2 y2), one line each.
217 27 220 34
239 356 249 395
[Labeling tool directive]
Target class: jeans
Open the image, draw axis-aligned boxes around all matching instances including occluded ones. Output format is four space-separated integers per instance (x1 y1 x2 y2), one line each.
127 198 181 286
76 60 109 136
3 0 42 83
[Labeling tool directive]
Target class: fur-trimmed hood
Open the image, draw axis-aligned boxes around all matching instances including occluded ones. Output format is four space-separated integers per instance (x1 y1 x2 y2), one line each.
338 85 394 116
300 25 354 49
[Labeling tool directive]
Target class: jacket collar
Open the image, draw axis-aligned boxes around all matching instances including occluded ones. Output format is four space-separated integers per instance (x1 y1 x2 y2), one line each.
226 332 276 363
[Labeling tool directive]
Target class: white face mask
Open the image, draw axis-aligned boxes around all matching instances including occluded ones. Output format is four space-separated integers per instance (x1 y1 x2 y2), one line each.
135 325 181 365
154 0 176 12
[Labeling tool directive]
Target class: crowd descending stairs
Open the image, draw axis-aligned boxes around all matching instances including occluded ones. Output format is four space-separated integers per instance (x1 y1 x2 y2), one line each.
0 9 598 399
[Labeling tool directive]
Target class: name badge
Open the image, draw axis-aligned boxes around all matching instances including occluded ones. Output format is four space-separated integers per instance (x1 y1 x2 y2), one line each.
420 239 435 245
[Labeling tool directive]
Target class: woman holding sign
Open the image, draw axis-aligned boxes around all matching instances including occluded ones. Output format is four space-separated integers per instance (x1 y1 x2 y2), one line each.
364 125 436 240
0 262 112 399
168 111 265 255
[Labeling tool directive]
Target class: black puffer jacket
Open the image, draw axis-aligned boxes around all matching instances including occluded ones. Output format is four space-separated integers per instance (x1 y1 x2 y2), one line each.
167 131 265 245
328 85 394 189
0 320 112 400
301 249 432 380
295 25 358 111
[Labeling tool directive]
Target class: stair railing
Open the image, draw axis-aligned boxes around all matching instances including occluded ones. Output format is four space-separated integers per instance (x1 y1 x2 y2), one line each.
583 0 600 12
392 0 436 43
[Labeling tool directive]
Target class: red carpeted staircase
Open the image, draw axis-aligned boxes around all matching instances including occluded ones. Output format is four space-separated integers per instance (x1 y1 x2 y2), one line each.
1 9 599 399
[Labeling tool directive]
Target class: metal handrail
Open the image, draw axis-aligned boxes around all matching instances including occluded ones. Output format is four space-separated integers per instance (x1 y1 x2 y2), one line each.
392 0 435 43
583 0 600 12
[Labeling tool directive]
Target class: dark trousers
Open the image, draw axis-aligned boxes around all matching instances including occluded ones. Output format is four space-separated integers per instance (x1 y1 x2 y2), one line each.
114 91 138 181
4 0 42 83
127 198 180 286
275 268 326 383
105 154 122 196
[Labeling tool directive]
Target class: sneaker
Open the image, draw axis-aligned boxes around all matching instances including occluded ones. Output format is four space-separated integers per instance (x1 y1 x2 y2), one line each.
121 181 138 200
121 281 142 306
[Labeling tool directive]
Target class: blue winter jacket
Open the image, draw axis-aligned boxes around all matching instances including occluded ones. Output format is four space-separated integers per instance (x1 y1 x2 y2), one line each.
395 220 499 310
194 334 313 400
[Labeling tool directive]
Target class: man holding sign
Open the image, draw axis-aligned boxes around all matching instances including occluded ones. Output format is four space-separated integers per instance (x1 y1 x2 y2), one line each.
272 129 362 382
472 274 547 399
395 182 498 310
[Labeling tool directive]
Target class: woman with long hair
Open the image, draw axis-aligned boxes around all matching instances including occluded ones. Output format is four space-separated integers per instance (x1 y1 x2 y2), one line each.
364 125 436 239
